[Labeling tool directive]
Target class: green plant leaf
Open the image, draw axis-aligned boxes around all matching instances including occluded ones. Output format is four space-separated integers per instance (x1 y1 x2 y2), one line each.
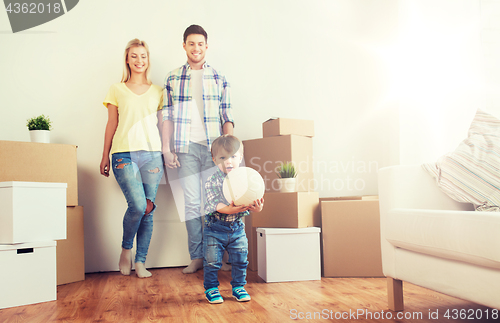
276 162 297 178
26 114 52 131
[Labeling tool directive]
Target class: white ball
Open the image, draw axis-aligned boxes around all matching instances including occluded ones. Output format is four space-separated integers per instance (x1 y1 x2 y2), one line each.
223 167 265 206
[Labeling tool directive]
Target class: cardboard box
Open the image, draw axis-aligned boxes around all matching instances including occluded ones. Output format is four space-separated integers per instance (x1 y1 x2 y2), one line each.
251 191 320 228
57 206 85 285
243 135 314 192
0 181 67 244
245 191 320 271
0 141 78 206
0 241 57 309
321 199 384 277
319 196 378 202
320 196 362 202
244 217 258 271
263 118 314 138
257 227 321 282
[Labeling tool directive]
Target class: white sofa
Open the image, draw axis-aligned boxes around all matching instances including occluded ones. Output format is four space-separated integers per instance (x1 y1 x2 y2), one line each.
378 165 500 311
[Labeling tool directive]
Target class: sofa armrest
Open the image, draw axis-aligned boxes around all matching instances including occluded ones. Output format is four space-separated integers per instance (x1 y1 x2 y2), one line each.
378 165 474 278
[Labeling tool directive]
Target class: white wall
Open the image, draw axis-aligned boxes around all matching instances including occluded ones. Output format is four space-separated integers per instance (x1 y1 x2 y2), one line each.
394 0 485 164
481 0 500 117
1 0 400 272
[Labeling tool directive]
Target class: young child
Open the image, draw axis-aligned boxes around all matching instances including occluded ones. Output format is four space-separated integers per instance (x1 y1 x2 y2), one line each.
203 134 264 304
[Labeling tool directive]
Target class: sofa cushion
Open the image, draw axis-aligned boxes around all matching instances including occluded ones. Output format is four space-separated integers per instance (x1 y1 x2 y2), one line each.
423 109 500 211
386 208 500 269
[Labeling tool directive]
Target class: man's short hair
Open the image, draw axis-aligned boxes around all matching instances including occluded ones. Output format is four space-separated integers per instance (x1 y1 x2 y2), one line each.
183 24 208 43
211 134 243 158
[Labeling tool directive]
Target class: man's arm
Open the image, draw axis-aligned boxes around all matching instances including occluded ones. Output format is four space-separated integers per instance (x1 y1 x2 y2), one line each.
161 119 174 150
162 77 180 168
222 121 233 135
219 75 234 134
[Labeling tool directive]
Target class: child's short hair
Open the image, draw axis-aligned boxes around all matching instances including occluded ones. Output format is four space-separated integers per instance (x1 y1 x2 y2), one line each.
211 134 243 158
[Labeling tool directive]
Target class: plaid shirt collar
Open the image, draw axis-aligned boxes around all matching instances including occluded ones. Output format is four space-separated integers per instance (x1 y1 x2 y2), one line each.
214 167 227 182
182 61 209 72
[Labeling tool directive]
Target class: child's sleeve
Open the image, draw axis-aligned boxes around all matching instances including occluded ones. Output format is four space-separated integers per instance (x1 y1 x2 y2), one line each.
204 176 227 216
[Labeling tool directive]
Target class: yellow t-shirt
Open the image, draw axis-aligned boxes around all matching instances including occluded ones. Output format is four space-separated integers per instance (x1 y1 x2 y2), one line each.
103 83 163 154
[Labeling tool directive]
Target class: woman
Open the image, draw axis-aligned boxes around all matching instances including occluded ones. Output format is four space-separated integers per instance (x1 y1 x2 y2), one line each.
100 39 164 278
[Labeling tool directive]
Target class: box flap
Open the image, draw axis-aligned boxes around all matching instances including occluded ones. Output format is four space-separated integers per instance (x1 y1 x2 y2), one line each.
263 117 278 123
262 118 315 138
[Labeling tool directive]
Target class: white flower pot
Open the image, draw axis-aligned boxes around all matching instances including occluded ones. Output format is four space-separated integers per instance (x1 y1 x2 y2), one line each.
277 178 296 193
29 130 50 143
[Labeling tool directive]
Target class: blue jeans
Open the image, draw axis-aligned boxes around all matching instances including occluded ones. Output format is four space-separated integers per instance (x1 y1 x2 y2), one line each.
203 217 248 290
112 151 163 264
177 142 217 260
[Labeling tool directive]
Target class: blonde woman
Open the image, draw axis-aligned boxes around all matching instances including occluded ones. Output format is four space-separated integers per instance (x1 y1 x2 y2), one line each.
100 39 163 278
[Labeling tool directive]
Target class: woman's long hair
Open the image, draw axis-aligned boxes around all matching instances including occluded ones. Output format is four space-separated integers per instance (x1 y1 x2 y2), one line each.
121 38 152 84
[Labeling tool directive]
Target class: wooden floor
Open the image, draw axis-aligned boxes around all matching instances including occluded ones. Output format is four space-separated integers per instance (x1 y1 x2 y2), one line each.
0 268 497 323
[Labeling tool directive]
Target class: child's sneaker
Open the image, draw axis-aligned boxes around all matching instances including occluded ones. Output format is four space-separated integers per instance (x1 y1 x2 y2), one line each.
205 287 223 304
232 286 251 302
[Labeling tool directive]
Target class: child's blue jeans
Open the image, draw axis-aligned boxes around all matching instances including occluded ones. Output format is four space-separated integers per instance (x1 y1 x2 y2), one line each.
203 217 248 290
112 151 163 264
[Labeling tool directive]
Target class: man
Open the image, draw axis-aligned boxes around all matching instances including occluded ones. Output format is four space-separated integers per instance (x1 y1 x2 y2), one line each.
162 25 234 274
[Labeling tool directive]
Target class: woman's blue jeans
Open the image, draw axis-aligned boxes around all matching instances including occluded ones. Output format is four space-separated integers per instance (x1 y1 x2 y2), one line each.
203 217 248 290
112 151 163 264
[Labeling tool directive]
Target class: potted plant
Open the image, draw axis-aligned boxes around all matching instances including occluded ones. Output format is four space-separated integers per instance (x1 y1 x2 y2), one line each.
26 114 52 143
276 162 297 192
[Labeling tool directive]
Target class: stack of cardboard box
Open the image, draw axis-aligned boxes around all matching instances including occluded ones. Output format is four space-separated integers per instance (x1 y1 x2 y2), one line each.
0 141 85 286
242 119 320 271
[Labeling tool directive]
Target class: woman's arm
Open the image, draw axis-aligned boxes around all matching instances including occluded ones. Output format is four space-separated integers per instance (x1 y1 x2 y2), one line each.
100 104 119 177
157 110 163 136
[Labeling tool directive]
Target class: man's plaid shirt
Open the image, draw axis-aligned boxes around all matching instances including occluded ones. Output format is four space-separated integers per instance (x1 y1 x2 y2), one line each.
162 62 234 153
204 168 249 222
